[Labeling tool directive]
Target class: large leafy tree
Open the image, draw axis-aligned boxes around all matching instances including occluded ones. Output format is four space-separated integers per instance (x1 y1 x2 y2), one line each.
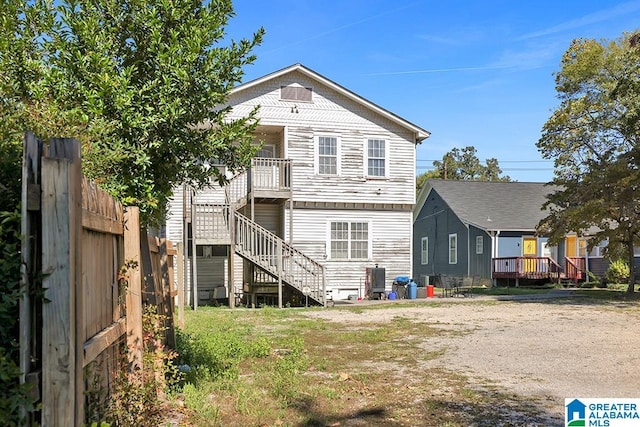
537 32 640 294
1 0 264 225
416 146 510 189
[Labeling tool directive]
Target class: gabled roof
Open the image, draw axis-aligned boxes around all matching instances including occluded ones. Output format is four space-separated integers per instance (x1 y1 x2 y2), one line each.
232 63 431 143
416 179 559 232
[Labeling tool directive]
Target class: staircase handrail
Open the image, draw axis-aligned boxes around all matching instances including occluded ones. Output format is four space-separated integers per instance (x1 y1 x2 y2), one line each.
233 211 325 304
225 170 249 208
565 257 585 283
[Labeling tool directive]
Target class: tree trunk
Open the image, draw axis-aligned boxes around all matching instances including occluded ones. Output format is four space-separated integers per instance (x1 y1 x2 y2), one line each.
626 240 636 294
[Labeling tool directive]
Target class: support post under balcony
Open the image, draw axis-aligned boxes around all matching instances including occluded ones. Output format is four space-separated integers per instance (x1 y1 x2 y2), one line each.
277 239 282 309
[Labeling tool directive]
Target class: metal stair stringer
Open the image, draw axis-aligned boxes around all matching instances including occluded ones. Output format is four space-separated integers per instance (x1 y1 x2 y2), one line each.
232 211 326 305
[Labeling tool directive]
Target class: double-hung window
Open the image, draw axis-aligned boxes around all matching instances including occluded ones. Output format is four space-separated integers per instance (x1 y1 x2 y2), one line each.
317 136 338 175
366 138 386 177
476 236 483 254
330 221 369 260
421 237 429 265
449 233 457 264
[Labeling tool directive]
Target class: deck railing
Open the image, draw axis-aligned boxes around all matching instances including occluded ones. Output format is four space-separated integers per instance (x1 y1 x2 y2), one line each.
248 158 291 192
225 171 249 208
492 257 562 281
192 204 230 243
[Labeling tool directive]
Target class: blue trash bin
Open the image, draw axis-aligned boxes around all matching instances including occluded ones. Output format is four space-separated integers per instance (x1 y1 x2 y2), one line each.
407 280 417 299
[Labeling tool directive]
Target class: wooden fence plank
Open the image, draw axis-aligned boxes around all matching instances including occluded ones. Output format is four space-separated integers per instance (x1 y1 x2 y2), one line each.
123 208 143 369
41 157 78 426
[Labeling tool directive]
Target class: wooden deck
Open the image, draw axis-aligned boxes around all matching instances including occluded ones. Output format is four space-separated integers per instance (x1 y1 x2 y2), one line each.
492 256 586 283
492 256 563 281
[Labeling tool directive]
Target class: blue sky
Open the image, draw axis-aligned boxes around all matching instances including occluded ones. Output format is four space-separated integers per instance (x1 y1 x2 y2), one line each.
226 1 640 182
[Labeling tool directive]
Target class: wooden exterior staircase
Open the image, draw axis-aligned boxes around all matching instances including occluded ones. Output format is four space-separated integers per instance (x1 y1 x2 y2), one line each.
233 212 325 305
192 159 326 306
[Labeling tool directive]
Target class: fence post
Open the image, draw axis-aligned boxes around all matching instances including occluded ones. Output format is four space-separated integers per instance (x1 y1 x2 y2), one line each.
176 242 185 328
20 132 43 419
41 138 83 426
160 238 176 348
123 207 143 370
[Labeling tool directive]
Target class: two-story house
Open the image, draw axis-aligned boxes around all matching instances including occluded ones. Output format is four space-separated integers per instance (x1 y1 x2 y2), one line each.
166 64 430 307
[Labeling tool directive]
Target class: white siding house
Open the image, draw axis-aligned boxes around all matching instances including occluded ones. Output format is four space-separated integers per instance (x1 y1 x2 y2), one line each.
166 63 429 307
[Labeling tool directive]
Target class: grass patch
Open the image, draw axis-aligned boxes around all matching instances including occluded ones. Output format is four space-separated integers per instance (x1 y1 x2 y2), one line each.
172 304 564 426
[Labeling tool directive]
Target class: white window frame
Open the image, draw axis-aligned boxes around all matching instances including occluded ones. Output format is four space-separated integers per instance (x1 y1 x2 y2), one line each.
476 235 483 254
364 138 388 178
315 135 341 176
327 220 371 260
449 233 457 264
421 237 429 265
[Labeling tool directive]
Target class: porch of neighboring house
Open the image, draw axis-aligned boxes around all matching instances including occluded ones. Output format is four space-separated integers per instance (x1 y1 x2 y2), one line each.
492 256 586 286
187 149 326 308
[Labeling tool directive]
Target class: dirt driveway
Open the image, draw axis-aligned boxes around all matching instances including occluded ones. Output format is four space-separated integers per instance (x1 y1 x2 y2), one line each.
301 291 640 425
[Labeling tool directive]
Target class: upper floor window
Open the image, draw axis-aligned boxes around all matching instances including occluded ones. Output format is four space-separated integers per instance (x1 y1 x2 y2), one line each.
421 237 429 265
367 139 386 177
256 144 275 158
281 85 313 102
329 221 370 260
317 136 339 175
449 233 457 264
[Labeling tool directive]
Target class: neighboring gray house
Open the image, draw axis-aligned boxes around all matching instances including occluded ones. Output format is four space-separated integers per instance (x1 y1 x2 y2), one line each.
166 64 430 307
412 179 578 286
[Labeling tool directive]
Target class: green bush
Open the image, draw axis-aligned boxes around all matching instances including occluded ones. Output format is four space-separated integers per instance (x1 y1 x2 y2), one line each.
606 259 629 284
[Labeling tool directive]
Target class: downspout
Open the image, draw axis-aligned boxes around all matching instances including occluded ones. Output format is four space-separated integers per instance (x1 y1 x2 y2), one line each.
466 223 471 278
584 243 590 280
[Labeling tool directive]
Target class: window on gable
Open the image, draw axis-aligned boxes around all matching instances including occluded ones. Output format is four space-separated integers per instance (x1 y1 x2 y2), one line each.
421 237 429 265
318 136 338 175
367 139 386 177
476 236 483 254
281 85 313 102
449 233 457 264
330 221 369 260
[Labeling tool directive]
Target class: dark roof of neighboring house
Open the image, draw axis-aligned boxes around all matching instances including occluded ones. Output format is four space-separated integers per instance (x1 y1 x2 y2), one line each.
418 179 559 232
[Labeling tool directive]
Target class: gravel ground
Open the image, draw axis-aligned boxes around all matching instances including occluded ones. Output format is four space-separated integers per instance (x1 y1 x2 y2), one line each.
301 291 640 424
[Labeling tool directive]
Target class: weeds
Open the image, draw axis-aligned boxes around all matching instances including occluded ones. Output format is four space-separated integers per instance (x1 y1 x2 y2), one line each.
85 305 181 426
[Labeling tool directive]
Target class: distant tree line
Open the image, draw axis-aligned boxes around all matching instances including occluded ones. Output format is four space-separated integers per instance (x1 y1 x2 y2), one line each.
416 146 511 189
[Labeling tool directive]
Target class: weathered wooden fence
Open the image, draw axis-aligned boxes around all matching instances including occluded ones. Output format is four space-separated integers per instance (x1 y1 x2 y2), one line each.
20 133 176 426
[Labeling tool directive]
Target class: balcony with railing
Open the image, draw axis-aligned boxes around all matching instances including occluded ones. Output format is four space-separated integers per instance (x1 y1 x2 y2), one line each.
247 158 292 200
